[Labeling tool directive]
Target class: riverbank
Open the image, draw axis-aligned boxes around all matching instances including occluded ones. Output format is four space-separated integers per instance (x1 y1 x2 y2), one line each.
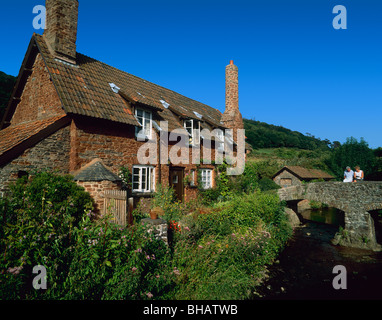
254 221 382 300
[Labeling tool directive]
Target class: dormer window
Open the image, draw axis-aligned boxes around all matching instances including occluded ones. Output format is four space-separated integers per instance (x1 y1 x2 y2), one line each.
184 119 200 145
135 108 152 140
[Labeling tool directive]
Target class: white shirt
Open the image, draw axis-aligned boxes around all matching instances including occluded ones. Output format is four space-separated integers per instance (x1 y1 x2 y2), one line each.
343 170 354 182
354 170 363 180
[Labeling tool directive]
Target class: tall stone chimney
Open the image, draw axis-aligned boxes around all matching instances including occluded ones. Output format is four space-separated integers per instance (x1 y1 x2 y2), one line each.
222 60 244 142
44 0 79 62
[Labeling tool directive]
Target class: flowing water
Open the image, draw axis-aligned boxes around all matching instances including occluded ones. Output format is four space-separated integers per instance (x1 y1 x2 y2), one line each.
254 207 382 300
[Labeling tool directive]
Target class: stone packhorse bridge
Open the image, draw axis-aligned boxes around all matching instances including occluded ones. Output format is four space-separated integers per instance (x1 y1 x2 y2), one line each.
278 181 382 251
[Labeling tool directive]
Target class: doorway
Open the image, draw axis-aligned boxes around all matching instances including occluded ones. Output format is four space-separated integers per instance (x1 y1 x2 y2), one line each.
170 167 184 202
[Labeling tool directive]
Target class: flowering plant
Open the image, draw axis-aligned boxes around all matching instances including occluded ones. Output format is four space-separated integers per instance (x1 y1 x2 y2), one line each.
169 220 181 232
118 166 131 189
184 172 191 185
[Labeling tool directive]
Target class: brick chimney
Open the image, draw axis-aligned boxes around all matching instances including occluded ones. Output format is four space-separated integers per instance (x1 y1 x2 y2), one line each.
44 0 78 62
222 60 244 142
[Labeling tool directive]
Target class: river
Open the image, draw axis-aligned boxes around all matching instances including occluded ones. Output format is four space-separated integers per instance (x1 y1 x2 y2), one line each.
254 207 382 300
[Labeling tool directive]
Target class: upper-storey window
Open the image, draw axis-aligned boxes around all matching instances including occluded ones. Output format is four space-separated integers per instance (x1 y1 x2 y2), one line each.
184 119 200 146
135 108 152 140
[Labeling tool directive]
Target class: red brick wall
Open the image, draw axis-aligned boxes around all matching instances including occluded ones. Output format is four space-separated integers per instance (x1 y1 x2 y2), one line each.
69 117 144 173
69 117 219 204
11 54 65 126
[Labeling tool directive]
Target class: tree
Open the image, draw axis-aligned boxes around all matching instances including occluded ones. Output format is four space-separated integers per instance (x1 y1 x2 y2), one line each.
327 137 376 179
374 147 382 158
330 141 341 149
0 71 16 121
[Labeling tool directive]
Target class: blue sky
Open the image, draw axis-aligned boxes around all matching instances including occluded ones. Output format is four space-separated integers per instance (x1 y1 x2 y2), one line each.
1 0 381 148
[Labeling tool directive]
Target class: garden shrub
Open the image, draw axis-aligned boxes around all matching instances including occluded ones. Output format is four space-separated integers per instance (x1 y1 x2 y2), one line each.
0 171 292 300
0 172 93 299
171 191 292 300
61 214 176 300
0 172 177 300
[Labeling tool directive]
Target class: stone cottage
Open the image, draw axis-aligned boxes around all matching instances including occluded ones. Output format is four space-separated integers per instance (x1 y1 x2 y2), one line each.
273 166 334 188
0 0 246 213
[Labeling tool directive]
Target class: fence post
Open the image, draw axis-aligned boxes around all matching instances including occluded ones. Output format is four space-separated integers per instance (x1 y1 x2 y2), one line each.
128 197 134 226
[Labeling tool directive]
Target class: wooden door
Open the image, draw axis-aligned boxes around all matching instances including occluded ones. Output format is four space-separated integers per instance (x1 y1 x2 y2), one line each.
170 167 184 202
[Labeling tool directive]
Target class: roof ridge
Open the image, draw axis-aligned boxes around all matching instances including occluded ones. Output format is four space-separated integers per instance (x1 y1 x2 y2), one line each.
32 33 224 128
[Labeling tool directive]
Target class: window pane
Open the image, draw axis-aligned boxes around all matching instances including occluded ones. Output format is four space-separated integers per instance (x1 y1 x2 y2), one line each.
141 168 147 190
133 167 140 191
144 118 151 137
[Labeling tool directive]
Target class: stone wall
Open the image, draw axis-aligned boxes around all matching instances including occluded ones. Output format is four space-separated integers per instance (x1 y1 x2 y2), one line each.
273 170 302 187
278 182 382 213
0 126 71 194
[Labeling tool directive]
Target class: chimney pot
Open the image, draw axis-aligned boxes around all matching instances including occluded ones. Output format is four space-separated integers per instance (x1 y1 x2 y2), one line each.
230 60 234 65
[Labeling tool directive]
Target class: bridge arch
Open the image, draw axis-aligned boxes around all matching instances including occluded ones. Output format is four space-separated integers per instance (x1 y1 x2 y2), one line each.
278 181 382 251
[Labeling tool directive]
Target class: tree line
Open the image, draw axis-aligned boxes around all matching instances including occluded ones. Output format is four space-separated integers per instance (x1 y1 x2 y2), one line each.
0 71 16 121
244 118 333 151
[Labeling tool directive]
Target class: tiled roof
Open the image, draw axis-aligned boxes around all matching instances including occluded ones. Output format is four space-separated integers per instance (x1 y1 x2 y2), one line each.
34 34 225 130
280 166 334 180
0 115 67 156
73 159 121 182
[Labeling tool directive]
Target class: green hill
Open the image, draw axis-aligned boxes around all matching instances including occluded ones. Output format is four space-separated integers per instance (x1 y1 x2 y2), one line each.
244 118 331 151
0 71 16 121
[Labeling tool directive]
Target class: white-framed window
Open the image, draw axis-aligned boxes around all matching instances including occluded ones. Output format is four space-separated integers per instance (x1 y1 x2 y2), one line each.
135 108 152 140
184 119 200 145
132 165 155 193
200 169 213 189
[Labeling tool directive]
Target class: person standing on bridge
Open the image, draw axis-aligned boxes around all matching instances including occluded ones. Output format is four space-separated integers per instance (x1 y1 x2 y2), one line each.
343 166 354 183
353 166 364 182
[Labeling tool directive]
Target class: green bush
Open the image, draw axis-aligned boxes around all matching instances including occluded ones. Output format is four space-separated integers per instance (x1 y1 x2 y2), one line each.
0 172 177 300
0 172 292 300
171 192 292 299
151 184 183 221
0 172 94 299
258 177 280 192
61 214 176 300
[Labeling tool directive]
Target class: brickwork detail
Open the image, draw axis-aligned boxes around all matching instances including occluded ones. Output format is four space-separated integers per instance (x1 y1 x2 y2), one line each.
221 61 244 143
11 54 65 126
44 0 78 60
76 180 122 214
